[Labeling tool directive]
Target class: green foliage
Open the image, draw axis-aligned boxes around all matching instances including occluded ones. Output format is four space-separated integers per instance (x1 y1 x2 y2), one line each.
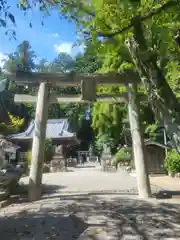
165 149 180 174
115 147 132 166
92 100 127 150
50 53 75 73
44 138 54 163
37 59 50 72
75 41 102 73
96 133 112 150
0 40 38 128
89 137 103 157
145 123 159 139
4 41 37 72
0 113 25 135
166 60 180 98
25 139 54 168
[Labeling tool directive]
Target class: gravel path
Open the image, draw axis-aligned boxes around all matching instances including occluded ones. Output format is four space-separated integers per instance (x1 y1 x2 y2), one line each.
20 164 140 196
20 164 162 196
0 164 178 239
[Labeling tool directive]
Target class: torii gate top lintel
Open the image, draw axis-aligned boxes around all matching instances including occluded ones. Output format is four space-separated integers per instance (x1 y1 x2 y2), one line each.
9 69 140 86
10 70 141 103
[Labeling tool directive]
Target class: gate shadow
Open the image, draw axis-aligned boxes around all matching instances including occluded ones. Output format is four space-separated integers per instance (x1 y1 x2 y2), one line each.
1 194 180 239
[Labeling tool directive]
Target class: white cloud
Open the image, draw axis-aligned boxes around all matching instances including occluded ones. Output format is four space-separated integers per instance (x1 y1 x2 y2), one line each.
52 33 59 37
53 42 85 57
54 42 73 54
0 52 8 68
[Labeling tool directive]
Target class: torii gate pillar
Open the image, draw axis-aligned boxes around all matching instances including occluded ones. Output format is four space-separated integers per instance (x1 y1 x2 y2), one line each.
28 82 49 201
127 83 151 198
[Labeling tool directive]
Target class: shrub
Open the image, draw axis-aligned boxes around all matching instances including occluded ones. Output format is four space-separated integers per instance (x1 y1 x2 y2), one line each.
165 149 180 174
115 147 132 167
24 139 54 170
44 138 54 163
0 113 25 135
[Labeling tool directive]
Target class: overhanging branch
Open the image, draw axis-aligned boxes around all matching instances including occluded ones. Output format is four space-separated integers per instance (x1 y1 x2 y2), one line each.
98 0 179 38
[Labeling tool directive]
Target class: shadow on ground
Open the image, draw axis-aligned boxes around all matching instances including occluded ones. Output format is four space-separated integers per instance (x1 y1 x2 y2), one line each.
16 183 66 195
41 190 138 201
8 184 66 204
42 184 66 194
0 193 180 239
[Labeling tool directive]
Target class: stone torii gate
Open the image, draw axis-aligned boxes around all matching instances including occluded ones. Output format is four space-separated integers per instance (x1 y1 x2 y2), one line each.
10 70 151 201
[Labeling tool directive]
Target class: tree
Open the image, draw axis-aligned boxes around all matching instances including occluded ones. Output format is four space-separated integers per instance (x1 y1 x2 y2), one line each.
36 59 50 73
92 94 126 152
1 1 173 145
48 0 180 151
0 41 37 128
51 53 75 73
4 41 37 72
75 40 102 73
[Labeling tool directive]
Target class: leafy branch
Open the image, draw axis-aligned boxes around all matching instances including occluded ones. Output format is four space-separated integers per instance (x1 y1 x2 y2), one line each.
97 0 179 37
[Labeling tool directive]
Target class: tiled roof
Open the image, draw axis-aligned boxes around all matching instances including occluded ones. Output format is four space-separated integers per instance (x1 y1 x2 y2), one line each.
10 119 77 140
144 139 169 148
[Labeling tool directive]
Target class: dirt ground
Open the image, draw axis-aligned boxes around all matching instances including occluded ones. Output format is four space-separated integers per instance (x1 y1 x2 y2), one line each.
0 165 180 239
150 175 180 191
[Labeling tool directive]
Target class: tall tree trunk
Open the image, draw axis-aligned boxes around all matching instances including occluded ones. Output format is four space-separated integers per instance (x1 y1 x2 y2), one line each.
126 17 180 151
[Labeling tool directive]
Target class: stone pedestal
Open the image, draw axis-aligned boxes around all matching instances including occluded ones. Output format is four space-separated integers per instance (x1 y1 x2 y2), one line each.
50 145 67 172
101 152 112 172
50 158 66 172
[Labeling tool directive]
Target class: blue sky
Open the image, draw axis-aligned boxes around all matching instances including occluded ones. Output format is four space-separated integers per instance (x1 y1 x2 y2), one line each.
0 1 81 66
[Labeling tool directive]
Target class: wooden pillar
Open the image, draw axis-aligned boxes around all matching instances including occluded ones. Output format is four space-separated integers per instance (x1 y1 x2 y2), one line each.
28 82 49 201
127 83 151 198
